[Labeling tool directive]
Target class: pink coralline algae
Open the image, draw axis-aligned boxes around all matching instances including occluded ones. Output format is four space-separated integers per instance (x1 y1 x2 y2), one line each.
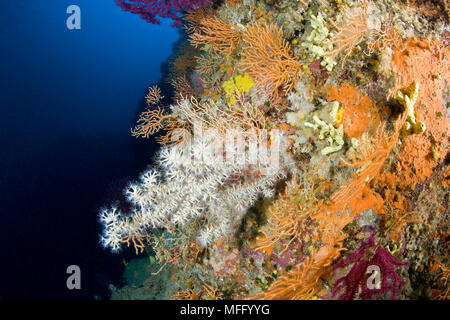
116 0 212 27
332 229 408 300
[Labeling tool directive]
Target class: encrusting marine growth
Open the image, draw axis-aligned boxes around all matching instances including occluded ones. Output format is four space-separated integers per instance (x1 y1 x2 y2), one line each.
102 0 449 300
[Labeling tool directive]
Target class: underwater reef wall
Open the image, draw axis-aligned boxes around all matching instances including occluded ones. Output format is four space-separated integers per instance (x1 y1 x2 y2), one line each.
105 0 449 300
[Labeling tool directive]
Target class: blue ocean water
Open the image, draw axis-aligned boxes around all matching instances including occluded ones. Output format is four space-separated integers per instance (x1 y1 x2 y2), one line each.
0 0 179 299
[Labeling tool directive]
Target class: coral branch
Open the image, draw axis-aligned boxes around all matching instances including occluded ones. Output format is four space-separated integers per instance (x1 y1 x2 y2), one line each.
332 229 408 300
327 7 368 64
189 15 241 56
240 22 301 99
116 0 212 27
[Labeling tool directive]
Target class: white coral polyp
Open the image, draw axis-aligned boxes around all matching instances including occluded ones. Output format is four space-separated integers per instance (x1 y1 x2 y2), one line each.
99 121 295 252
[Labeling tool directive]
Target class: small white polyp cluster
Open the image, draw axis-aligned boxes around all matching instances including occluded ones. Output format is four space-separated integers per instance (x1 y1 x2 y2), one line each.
99 126 293 252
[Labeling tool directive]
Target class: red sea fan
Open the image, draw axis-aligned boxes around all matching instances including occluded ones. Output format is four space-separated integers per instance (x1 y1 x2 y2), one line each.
116 0 212 27
332 229 408 300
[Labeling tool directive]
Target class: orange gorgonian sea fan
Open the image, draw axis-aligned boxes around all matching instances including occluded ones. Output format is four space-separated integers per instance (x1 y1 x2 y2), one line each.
224 0 242 8
253 105 410 300
251 254 322 300
131 107 171 138
331 111 408 211
145 85 164 105
252 226 347 300
188 15 241 56
183 4 214 34
171 75 196 102
326 6 369 64
255 176 319 255
170 289 198 300
131 105 189 145
240 22 301 100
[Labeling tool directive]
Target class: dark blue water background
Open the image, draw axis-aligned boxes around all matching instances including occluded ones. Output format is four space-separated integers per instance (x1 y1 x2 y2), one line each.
0 0 179 299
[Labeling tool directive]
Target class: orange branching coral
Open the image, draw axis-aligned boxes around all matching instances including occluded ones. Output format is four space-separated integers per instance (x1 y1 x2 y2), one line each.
225 0 242 7
253 227 347 300
156 119 191 146
195 55 218 77
182 239 203 266
394 39 448 186
240 22 301 99
122 235 145 255
168 42 199 79
252 254 321 300
253 112 408 300
297 0 327 8
194 55 220 88
381 187 419 242
444 165 450 188
255 116 407 300
327 82 382 139
259 182 373 301
171 75 196 102
154 232 203 269
170 54 197 77
183 5 214 34
307 112 408 280
331 112 408 216
201 284 222 299
145 85 164 105
384 207 420 241
170 289 198 300
176 96 266 137
131 106 189 145
134 93 266 147
327 7 368 64
151 229 204 275
381 187 416 238
255 176 319 255
344 112 407 181
189 16 241 56
317 109 412 245
131 107 171 138
365 24 401 56
438 263 450 300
